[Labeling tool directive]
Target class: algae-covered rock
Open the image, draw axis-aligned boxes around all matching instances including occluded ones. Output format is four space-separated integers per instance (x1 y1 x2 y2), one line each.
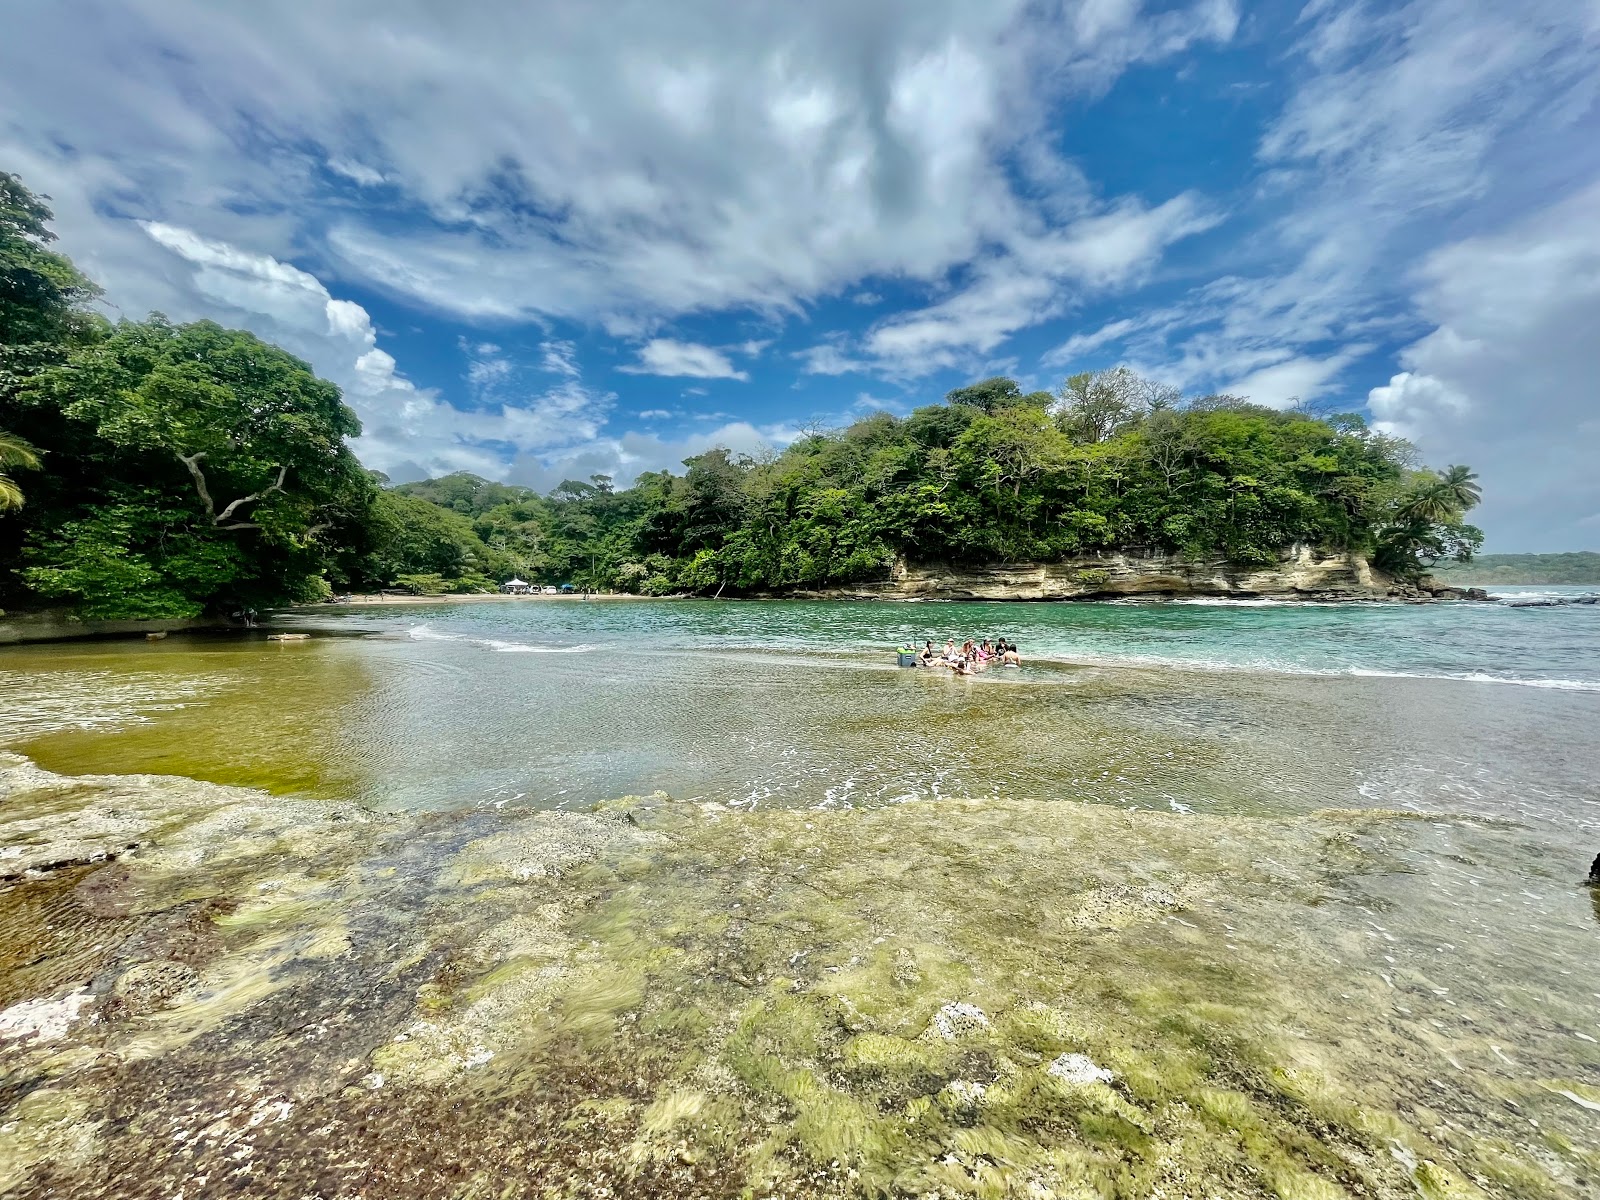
0 987 93 1042
0 755 1590 1199
932 1001 992 1039
1046 1052 1113 1085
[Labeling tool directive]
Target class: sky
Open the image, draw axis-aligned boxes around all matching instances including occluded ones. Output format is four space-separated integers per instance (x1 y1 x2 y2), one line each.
1 0 1597 550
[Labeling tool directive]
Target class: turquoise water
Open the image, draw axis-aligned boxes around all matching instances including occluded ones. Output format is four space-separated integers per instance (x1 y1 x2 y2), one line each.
306 587 1600 691
4 593 1596 823
3 595 1599 1196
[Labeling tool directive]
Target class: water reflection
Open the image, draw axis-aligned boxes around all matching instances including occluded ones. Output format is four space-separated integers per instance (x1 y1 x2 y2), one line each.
1 634 380 798
5 628 1600 835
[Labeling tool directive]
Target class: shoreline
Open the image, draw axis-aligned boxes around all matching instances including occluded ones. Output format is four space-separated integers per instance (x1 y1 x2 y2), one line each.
322 591 664 606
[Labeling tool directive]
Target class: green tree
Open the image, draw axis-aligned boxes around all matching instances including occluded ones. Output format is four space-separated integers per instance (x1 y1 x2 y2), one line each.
14 317 369 615
1 172 103 398
1055 367 1144 443
0 429 39 510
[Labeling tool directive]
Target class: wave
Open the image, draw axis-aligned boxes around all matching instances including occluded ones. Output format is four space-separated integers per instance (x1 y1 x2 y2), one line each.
403 624 1600 694
1162 597 1363 607
407 625 601 654
1019 648 1600 692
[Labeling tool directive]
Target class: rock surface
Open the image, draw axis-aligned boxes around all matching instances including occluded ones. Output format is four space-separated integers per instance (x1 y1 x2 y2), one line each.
0 608 237 645
787 545 1398 601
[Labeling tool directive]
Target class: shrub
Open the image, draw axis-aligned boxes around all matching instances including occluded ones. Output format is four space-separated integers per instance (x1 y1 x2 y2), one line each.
395 572 449 595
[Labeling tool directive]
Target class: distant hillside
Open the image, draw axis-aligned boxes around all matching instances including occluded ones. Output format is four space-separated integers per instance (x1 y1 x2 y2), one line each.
1432 552 1600 584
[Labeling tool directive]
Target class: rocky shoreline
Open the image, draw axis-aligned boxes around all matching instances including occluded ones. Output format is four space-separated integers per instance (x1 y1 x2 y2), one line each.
781 547 1492 604
2 751 1594 1196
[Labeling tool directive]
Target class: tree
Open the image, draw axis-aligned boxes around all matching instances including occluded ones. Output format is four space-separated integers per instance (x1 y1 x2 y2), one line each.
945 376 1053 415
1437 464 1482 512
1395 465 1479 527
0 429 39 510
1054 367 1143 443
13 317 370 615
0 172 102 397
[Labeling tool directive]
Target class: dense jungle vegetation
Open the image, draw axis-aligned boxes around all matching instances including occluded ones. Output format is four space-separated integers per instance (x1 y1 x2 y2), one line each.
1 171 1484 619
1431 552 1600 585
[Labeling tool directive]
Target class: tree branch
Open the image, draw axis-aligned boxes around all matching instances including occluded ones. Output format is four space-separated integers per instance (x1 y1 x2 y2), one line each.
214 464 288 525
177 452 215 519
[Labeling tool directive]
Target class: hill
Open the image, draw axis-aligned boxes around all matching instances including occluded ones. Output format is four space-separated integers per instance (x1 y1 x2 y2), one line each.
1432 552 1600 584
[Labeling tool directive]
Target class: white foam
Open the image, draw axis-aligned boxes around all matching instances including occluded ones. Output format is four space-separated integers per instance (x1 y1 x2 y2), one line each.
1022 649 1600 692
407 626 599 653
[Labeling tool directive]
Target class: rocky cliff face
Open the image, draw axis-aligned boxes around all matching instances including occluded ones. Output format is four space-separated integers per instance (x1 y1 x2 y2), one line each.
789 546 1402 602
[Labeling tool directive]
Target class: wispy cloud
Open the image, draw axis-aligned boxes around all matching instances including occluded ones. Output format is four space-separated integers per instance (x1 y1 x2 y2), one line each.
620 338 749 381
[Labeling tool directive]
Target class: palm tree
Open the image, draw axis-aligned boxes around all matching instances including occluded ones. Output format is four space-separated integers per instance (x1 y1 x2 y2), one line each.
0 431 42 511
1396 479 1455 525
1437 464 1481 512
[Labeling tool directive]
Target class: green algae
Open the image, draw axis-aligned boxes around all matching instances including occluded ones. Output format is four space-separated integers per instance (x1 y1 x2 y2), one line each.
1 760 1594 1198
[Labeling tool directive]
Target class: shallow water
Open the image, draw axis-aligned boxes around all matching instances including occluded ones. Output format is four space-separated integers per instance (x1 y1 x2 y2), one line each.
1 598 1598 1197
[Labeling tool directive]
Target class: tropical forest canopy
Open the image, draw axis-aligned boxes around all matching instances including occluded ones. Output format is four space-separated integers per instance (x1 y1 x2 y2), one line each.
1 170 1485 620
1431 552 1600 585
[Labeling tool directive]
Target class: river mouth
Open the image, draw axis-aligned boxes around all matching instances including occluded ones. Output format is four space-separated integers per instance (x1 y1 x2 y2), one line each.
2 607 1598 1197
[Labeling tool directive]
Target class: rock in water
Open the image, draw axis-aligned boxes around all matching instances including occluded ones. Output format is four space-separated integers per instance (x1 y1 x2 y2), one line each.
931 1002 990 1039
1047 1053 1114 1085
1587 852 1600 886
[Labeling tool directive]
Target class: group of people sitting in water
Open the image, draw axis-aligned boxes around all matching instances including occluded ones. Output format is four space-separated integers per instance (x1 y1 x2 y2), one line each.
916 637 1022 673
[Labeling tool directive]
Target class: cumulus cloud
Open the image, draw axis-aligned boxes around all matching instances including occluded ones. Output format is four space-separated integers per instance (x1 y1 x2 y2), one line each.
620 338 749 381
138 221 612 481
1368 181 1600 549
0 0 1237 332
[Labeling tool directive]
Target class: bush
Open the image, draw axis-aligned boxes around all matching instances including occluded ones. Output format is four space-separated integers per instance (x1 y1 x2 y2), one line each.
1075 568 1111 586
394 572 449 595
290 574 334 604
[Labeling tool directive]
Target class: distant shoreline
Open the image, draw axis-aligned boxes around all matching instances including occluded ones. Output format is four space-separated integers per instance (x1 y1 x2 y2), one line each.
320 592 668 606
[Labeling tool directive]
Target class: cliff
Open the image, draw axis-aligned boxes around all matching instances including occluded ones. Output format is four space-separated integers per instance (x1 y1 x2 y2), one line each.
786 546 1408 602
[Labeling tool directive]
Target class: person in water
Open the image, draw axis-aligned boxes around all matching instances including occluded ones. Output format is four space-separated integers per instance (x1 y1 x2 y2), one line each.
1002 642 1022 665
918 640 937 666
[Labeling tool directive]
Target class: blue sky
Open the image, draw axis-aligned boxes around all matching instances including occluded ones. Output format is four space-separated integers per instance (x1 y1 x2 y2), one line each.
2 0 1598 548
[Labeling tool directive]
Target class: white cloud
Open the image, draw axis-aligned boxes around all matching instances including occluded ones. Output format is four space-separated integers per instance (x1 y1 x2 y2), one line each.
1368 180 1600 549
1041 317 1143 367
137 221 612 480
0 0 1237 333
794 341 871 377
1222 345 1371 409
637 409 675 420
861 193 1216 375
620 338 749 381
538 339 580 377
327 158 386 187
1366 371 1469 441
